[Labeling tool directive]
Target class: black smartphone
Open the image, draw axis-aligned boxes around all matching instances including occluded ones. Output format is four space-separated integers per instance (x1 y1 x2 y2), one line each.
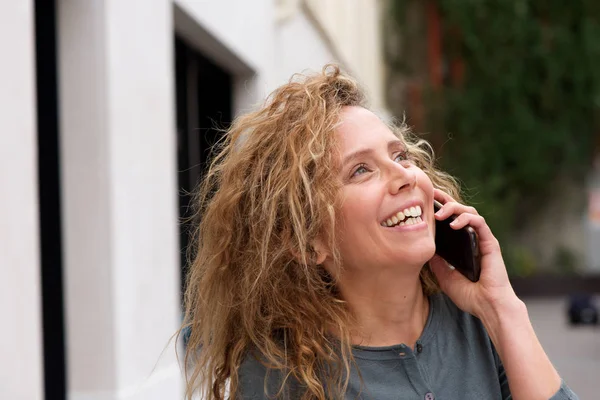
433 200 481 282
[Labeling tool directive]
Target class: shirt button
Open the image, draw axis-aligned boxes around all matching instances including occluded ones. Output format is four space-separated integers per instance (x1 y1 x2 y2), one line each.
399 344 407 357
424 392 435 400
416 343 423 353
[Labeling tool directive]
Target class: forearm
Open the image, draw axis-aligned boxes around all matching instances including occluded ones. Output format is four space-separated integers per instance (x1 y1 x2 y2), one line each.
479 297 561 400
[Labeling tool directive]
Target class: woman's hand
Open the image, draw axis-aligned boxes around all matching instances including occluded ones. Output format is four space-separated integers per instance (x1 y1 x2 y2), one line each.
430 190 568 399
428 189 519 318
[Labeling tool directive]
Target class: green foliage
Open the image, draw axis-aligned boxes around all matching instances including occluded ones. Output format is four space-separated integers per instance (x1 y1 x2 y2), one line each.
552 246 580 275
388 0 600 249
505 245 537 277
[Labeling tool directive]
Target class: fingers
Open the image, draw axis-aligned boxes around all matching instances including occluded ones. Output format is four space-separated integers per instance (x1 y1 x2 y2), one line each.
432 189 499 252
429 255 453 280
433 188 455 204
434 201 479 220
447 212 499 251
433 189 479 217
429 255 470 290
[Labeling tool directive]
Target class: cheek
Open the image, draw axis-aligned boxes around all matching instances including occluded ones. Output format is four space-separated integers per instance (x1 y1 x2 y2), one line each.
416 169 434 194
338 188 378 228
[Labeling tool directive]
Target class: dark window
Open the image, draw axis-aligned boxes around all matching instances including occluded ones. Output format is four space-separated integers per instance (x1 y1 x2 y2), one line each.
35 0 67 398
175 36 233 300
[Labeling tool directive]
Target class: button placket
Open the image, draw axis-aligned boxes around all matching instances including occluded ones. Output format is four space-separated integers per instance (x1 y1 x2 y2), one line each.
396 345 417 397
397 344 434 398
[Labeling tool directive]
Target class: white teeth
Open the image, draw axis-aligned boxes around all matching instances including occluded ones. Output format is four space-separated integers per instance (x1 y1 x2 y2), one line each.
382 205 424 227
403 217 423 225
402 206 423 218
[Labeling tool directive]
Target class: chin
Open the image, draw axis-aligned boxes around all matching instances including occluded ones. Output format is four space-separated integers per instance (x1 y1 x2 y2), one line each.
406 241 436 266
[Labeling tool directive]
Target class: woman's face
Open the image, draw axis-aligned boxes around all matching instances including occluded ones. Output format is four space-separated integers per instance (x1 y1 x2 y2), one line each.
330 106 436 275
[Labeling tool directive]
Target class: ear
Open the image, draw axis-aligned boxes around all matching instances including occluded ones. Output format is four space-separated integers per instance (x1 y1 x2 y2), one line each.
311 237 331 265
289 237 331 265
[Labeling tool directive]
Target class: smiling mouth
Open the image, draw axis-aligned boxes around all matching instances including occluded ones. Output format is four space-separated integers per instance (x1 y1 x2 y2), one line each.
381 205 423 227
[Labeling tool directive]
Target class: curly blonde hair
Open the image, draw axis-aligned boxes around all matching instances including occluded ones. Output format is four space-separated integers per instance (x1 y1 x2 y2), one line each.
180 65 461 399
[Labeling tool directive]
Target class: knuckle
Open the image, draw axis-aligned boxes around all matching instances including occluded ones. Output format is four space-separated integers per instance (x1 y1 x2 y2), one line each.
490 238 500 250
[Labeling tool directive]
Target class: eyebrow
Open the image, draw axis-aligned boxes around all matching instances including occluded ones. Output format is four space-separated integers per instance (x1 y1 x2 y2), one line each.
342 139 405 168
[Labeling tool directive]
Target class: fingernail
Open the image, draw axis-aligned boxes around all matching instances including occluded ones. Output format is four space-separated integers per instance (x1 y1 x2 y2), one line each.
450 220 457 226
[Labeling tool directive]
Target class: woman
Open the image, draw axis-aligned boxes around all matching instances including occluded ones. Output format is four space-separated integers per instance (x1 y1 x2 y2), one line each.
180 65 578 399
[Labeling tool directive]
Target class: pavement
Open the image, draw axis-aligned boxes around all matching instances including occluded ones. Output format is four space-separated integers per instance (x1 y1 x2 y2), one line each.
524 296 600 399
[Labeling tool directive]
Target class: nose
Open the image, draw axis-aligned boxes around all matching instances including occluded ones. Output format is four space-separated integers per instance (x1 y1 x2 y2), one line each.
386 162 416 195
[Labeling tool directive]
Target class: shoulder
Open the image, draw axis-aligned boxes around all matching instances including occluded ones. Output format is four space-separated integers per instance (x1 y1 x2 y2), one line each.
434 292 487 333
237 349 304 399
431 292 499 362
238 351 269 394
425 293 516 399
433 291 472 320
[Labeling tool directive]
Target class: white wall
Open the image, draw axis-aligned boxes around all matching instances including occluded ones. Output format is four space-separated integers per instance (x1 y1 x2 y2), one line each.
275 7 337 86
58 0 182 399
0 1 44 400
0 1 386 399
174 0 273 74
174 0 386 115
303 0 386 110
175 0 277 114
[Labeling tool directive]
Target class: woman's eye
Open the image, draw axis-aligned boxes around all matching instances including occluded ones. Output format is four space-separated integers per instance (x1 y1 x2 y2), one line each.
394 151 409 163
351 164 369 177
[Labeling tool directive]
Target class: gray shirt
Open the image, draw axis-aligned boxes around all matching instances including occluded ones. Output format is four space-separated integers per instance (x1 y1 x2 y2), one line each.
238 293 578 399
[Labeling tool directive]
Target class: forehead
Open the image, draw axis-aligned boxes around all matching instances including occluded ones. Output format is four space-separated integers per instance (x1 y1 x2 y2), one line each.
335 106 399 154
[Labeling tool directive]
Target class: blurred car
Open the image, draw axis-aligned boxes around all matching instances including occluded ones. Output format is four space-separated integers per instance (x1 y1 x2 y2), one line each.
567 293 598 325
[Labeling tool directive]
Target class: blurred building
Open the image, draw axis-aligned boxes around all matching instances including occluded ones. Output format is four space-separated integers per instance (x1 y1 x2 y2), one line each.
1 1 386 399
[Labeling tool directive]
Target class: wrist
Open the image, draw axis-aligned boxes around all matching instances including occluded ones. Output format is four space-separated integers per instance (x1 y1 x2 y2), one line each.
476 292 526 329
475 294 563 399
478 296 529 359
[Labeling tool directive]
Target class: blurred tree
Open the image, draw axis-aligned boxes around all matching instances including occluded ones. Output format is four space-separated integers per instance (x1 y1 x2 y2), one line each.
386 0 600 272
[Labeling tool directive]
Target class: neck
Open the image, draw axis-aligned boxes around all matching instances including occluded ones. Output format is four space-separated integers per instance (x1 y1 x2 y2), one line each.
337 266 429 348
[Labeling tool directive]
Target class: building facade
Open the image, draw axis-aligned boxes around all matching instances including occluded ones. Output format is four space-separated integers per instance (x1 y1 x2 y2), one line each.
1 1 386 399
